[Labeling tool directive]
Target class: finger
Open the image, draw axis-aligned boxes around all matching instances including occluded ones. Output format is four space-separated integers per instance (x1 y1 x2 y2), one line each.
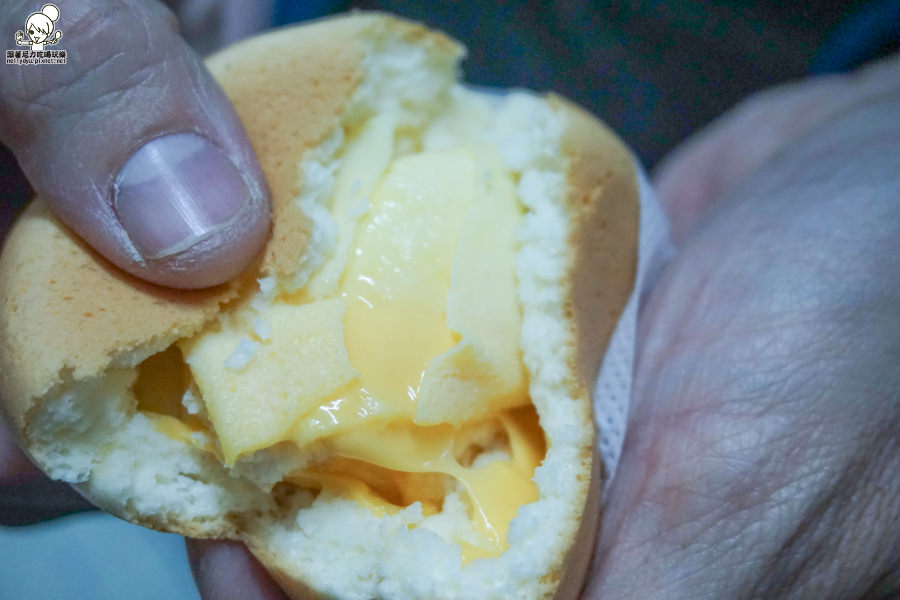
0 472 96 525
186 539 290 600
0 418 37 483
653 52 900 243
0 420 96 525
0 0 271 289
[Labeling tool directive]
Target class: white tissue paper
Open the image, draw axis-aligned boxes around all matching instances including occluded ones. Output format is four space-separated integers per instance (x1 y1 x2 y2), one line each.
594 161 674 491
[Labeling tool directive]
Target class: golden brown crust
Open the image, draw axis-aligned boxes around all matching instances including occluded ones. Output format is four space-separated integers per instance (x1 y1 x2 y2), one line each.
205 15 370 279
552 445 603 600
0 201 240 432
544 96 638 599
554 95 640 392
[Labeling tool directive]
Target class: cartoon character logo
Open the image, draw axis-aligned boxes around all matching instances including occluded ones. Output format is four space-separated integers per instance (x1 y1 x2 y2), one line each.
15 4 62 52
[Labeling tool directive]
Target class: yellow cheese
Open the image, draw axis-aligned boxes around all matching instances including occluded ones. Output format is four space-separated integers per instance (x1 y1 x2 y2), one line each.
144 413 218 456
165 117 544 563
133 345 192 419
306 114 396 299
180 299 359 464
417 146 526 425
133 346 215 453
324 407 541 561
340 148 476 411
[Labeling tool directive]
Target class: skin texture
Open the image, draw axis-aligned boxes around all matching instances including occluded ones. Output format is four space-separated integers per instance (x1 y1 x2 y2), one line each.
0 8 897 598
0 0 270 288
586 54 900 599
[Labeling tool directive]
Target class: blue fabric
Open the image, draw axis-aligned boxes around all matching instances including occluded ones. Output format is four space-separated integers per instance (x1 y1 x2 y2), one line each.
0 513 198 600
812 0 900 73
273 0 346 26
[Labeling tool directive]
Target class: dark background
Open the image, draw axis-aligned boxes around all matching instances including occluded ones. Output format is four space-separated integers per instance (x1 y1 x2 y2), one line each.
276 0 900 167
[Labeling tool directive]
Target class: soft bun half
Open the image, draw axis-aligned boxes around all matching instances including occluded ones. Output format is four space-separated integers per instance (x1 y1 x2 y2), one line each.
0 13 638 599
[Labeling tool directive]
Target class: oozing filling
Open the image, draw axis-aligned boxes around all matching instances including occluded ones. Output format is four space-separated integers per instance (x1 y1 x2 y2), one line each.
135 102 547 562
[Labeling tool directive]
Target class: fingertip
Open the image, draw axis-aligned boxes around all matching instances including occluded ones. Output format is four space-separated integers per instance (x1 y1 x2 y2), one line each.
186 539 289 600
0 421 39 484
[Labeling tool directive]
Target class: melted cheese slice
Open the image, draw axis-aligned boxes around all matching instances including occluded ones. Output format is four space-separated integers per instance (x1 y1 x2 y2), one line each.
417 148 526 425
174 116 542 562
340 147 475 413
180 299 358 464
322 408 542 560
306 114 396 300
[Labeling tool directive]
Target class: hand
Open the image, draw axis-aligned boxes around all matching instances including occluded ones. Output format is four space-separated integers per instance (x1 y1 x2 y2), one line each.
0 0 270 289
186 53 900 600
587 53 900 598
0 0 270 533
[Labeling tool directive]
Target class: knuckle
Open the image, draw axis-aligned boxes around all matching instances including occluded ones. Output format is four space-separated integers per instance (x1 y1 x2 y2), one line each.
0 0 181 152
1 1 175 111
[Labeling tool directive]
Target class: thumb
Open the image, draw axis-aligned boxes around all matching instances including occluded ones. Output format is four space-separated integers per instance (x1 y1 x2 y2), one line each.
0 0 270 289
